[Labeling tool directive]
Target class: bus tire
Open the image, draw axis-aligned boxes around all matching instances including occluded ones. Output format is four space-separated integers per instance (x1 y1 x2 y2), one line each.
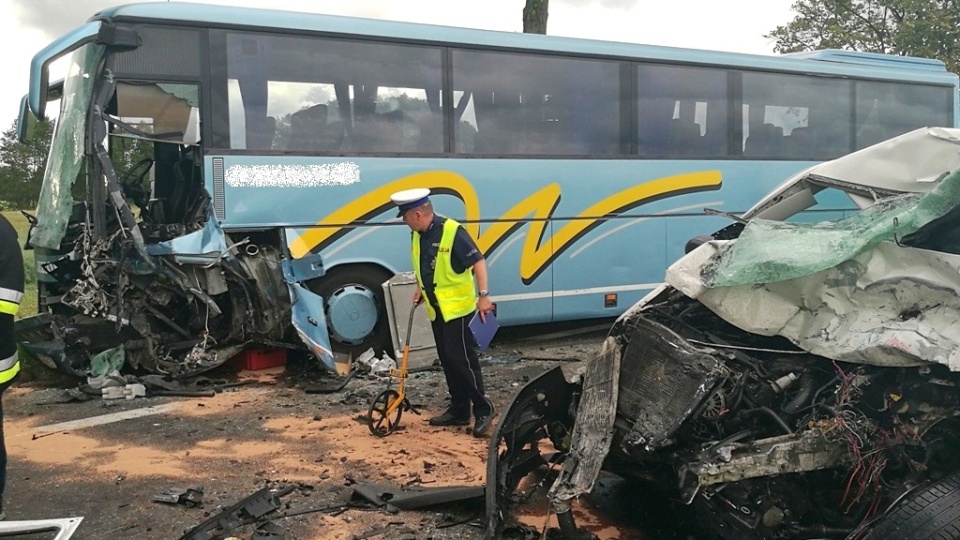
310 265 392 358
862 472 960 540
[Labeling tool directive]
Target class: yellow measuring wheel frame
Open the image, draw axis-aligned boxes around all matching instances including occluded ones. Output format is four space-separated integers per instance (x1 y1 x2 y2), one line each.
367 303 421 436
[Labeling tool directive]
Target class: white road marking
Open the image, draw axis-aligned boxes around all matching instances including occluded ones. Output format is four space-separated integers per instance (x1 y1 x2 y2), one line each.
29 403 181 435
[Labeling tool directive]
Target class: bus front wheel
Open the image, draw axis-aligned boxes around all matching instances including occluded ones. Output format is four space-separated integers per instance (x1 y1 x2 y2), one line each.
310 265 392 359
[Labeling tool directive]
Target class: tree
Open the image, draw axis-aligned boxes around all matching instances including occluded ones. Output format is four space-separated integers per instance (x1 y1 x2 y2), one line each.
523 0 549 34
0 119 53 210
766 0 960 75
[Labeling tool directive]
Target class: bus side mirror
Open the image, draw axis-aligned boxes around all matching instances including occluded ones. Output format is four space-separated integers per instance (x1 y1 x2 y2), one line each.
17 95 38 144
97 23 140 49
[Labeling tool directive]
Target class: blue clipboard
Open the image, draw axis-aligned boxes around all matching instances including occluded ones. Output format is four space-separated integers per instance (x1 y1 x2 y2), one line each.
469 311 499 353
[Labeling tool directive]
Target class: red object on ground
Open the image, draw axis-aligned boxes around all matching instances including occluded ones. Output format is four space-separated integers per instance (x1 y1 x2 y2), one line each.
233 348 286 371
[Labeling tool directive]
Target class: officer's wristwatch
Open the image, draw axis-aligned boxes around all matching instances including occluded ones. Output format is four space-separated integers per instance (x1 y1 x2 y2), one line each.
479 290 489 298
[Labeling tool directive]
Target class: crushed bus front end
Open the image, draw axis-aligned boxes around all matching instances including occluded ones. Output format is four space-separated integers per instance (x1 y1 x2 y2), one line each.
17 22 334 377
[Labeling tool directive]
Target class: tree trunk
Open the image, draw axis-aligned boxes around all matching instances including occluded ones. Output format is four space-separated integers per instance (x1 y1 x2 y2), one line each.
523 0 549 34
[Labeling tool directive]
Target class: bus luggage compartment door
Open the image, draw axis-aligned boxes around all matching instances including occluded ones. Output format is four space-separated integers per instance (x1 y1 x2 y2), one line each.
287 282 336 372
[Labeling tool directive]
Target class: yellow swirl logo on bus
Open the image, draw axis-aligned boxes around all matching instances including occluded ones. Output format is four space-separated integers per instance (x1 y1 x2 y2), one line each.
288 170 722 284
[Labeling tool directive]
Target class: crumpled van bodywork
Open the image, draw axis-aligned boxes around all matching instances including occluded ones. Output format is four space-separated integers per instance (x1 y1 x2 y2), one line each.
487 128 960 540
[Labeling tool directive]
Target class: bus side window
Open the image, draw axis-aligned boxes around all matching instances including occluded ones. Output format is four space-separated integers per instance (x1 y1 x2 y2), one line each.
743 72 855 160
855 81 952 149
225 33 441 155
454 49 620 156
637 65 727 158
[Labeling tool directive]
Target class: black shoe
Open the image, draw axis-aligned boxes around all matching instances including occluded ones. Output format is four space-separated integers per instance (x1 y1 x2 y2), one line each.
428 410 471 426
473 402 497 438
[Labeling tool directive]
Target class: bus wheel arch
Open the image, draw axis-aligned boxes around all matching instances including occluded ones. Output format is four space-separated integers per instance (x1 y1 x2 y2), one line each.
307 263 394 358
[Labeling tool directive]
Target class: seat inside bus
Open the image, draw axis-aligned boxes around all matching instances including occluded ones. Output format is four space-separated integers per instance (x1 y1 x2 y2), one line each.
288 104 344 152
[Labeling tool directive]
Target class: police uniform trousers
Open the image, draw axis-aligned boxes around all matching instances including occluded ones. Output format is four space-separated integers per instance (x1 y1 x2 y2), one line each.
429 304 491 418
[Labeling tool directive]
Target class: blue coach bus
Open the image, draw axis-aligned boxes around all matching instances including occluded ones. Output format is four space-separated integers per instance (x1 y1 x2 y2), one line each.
17 2 959 375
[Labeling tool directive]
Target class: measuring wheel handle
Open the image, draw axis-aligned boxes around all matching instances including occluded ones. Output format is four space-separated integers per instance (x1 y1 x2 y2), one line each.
367 304 422 437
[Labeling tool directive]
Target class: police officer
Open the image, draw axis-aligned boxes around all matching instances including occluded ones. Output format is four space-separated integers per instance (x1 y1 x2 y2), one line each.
0 214 23 519
391 188 497 437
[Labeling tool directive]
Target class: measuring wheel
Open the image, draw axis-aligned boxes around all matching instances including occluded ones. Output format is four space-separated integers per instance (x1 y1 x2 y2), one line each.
368 389 404 437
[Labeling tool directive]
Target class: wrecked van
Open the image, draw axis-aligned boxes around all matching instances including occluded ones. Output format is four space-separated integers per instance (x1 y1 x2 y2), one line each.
487 128 960 539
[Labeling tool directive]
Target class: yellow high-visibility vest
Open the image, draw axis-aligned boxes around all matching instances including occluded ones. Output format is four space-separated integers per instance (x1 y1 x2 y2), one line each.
413 218 477 322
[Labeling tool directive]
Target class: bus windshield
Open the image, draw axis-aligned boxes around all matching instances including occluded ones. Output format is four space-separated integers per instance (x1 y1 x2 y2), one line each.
33 43 103 250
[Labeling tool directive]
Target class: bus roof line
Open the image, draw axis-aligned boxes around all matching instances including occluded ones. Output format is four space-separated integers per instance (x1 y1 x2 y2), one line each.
783 49 947 71
90 2 951 81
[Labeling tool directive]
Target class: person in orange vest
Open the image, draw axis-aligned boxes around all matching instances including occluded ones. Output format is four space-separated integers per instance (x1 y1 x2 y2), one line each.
0 214 23 519
391 188 497 437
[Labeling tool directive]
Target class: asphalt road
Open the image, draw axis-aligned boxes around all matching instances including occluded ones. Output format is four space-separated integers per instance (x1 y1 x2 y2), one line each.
3 321 635 540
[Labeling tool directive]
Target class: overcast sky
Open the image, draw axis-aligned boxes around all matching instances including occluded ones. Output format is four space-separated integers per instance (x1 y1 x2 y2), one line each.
0 0 797 126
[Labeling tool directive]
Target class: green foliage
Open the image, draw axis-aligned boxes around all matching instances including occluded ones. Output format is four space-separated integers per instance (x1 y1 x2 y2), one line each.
0 118 53 211
767 0 960 74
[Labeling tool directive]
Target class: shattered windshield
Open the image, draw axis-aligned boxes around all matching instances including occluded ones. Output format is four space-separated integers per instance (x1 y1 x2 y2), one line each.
31 43 103 250
704 169 960 288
